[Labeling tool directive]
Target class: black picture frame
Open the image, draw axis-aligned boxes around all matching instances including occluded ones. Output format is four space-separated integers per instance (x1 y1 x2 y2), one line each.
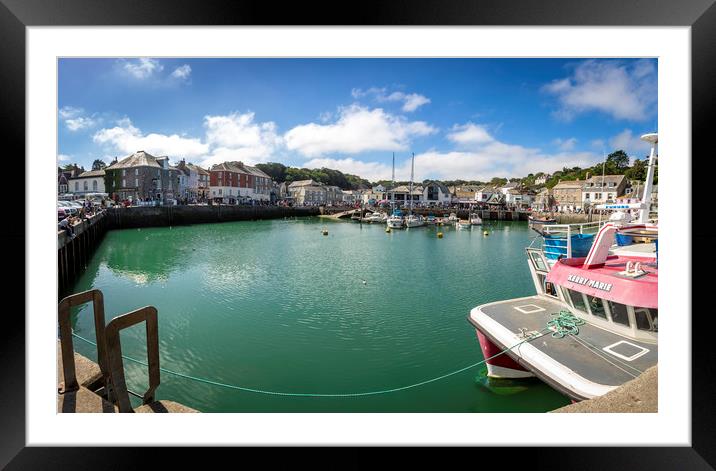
1 0 712 467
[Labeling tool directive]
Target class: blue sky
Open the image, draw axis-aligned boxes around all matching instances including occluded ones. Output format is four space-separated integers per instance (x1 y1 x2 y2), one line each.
58 58 657 182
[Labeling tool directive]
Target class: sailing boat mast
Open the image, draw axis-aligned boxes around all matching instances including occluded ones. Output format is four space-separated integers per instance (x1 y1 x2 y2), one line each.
409 152 415 216
391 152 395 212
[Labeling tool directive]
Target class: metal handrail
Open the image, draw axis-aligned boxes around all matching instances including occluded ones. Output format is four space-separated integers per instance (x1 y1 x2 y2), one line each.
105 306 160 413
57 289 109 394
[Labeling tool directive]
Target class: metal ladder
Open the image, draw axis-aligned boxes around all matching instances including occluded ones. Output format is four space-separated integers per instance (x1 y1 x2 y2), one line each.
58 289 161 413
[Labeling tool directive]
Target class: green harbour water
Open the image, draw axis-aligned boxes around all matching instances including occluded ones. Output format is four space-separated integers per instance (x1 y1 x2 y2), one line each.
69 217 571 412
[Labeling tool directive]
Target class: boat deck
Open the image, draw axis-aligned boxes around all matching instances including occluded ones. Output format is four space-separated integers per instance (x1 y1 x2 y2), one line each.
469 296 657 390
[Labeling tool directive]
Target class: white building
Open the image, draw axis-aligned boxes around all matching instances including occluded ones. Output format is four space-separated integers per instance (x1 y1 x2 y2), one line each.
69 169 106 196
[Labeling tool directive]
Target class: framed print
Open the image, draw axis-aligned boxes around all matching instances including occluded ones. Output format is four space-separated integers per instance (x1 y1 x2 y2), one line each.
1 0 713 467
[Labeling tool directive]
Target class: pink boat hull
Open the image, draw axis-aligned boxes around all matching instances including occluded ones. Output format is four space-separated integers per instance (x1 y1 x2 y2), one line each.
476 329 535 379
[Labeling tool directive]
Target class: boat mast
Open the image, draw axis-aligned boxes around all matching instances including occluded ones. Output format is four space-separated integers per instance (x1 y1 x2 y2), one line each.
638 133 658 223
409 152 414 216
391 152 395 213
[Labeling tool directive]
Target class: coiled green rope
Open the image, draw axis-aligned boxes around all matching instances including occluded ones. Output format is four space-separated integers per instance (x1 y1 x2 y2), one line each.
546 310 585 338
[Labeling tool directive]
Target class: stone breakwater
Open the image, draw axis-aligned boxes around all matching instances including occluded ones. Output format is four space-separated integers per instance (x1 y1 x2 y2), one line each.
105 205 320 229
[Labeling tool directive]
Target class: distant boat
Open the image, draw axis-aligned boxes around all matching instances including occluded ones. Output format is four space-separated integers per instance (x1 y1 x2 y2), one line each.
470 213 483 225
363 212 387 223
386 209 404 229
405 214 426 228
529 215 557 225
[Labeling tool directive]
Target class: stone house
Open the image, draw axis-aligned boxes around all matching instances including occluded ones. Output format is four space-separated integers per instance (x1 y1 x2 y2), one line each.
551 180 583 212
104 151 181 203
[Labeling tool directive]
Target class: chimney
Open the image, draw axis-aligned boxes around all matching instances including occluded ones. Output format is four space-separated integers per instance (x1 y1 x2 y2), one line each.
585 172 590 179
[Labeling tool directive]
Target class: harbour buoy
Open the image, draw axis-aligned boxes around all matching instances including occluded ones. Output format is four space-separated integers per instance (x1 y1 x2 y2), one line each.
483 231 489 236
437 232 443 238
322 229 328 236
386 227 391 233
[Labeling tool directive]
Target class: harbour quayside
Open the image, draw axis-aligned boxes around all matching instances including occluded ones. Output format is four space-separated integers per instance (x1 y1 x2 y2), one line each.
469 133 659 401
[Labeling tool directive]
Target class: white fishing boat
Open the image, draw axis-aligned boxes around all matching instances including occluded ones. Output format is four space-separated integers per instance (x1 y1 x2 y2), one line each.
468 132 659 402
386 210 404 229
470 213 483 225
405 214 426 228
363 212 387 223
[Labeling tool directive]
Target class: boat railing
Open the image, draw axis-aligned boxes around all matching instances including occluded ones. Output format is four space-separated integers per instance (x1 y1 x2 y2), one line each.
536 221 603 259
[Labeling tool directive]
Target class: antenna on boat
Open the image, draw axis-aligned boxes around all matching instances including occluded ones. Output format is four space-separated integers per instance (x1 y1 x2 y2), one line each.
638 133 658 224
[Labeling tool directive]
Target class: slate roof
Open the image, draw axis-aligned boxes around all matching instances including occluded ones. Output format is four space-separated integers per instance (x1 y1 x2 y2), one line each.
106 151 161 170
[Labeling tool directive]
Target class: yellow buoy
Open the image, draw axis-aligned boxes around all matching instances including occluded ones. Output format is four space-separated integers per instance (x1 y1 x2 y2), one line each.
437 232 443 238
385 227 391 233
322 229 328 236
483 231 489 236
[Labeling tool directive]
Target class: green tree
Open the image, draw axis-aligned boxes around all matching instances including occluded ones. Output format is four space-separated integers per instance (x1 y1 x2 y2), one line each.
606 150 630 173
92 159 107 171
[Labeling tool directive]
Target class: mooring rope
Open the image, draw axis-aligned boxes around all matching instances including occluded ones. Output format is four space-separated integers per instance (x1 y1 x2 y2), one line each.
68 311 593 398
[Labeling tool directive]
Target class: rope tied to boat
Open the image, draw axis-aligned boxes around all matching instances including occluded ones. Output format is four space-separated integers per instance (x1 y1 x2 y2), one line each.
67 311 586 400
546 310 585 338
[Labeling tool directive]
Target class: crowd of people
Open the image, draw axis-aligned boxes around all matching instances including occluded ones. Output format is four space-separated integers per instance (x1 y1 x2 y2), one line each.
57 199 106 238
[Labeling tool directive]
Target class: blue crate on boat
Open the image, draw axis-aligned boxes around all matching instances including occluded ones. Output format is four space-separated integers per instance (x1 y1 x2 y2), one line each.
543 233 595 260
615 233 634 246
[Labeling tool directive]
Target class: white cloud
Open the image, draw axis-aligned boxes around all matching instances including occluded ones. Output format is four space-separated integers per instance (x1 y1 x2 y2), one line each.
93 118 208 158
305 146 599 183
59 106 82 120
59 106 99 131
543 59 657 121
120 58 164 79
303 158 394 182
92 112 283 167
447 123 494 146
202 112 283 166
412 145 599 181
352 87 431 112
57 154 71 162
171 64 192 80
284 104 436 158
608 129 653 159
552 137 578 151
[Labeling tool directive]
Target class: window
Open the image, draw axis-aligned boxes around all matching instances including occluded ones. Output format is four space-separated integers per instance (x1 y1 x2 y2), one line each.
634 307 658 332
122 179 126 188
218 189 222 195
122 169 126 176
83 181 88 191
74 182 79 191
607 301 630 326
135 168 139 176
135 178 139 187
586 295 607 319
92 180 97 191
567 289 588 312
530 252 547 271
